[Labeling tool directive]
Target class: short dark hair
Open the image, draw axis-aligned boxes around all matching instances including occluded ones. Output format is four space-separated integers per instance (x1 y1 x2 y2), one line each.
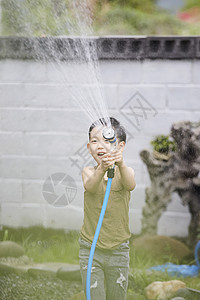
89 117 126 143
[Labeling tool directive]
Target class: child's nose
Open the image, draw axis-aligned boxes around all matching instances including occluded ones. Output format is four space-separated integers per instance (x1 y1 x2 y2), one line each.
97 142 104 149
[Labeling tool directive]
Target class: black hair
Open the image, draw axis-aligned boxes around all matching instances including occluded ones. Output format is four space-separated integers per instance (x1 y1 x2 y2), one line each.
89 117 126 143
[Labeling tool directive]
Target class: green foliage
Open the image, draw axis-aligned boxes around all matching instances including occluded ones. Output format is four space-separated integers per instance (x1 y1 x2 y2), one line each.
95 4 186 35
1 0 198 36
183 0 200 9
1 0 72 36
95 0 200 35
103 0 156 12
150 134 177 154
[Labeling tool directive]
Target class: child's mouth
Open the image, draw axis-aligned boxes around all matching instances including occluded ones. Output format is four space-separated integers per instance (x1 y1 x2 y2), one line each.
97 152 105 157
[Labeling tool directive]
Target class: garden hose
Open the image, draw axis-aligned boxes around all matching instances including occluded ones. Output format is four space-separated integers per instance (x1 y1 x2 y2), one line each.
86 127 116 300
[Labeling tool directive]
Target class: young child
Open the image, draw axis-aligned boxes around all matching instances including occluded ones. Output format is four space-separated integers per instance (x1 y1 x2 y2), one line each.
79 117 136 300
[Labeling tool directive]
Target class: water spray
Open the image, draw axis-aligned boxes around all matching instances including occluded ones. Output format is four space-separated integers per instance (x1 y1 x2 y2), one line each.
86 127 117 300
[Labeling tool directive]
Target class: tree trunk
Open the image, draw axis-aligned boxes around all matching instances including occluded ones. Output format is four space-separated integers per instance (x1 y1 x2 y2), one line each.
140 121 200 248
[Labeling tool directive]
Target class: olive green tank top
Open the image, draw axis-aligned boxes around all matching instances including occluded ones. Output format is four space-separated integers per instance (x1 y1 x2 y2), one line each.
80 166 131 249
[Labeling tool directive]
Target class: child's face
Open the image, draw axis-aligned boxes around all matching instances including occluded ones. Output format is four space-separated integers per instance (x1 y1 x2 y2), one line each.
87 126 112 164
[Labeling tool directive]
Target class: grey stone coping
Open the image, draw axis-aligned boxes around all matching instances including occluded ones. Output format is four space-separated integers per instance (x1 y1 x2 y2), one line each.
0 262 32 275
0 36 199 60
0 260 81 281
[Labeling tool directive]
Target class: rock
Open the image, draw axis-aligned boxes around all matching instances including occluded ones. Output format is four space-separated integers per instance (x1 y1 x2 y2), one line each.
0 263 15 275
0 255 33 276
132 235 191 263
28 262 66 277
27 262 81 281
0 241 25 258
173 288 191 298
57 264 81 281
0 259 81 281
145 280 186 300
0 263 28 276
171 298 186 300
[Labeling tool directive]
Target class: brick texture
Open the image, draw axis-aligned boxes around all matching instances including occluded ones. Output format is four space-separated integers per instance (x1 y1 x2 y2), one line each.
0 46 199 236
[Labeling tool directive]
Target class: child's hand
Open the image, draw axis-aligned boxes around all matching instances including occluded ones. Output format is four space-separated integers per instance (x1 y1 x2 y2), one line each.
110 149 124 167
100 153 116 172
100 149 124 172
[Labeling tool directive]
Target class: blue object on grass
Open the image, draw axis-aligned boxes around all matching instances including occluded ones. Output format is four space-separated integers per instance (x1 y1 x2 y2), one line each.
149 262 199 277
148 240 200 278
194 240 200 268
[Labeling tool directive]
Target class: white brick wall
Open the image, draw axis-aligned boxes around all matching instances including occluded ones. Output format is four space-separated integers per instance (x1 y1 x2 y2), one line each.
1 58 199 237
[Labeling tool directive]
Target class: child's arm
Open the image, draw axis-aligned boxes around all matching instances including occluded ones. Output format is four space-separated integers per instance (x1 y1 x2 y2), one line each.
118 162 136 191
82 165 105 193
82 154 115 193
111 150 136 191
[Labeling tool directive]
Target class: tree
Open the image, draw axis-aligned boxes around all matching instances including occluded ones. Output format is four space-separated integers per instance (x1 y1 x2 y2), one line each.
140 121 200 248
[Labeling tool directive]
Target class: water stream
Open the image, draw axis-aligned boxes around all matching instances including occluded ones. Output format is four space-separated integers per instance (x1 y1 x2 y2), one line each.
1 0 111 127
0 0 115 234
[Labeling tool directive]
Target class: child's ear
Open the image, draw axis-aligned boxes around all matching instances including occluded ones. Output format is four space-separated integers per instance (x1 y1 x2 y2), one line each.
87 143 91 153
118 141 125 151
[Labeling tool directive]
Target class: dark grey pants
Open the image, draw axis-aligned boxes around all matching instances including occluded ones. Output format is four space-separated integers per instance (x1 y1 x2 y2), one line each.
79 237 130 300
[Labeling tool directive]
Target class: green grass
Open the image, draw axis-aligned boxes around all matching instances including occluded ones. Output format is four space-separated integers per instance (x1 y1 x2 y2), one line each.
0 226 80 264
24 235 80 264
1 226 200 299
129 248 200 299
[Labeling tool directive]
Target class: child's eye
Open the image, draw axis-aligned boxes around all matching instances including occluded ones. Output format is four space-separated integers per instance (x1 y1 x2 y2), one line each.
91 139 97 143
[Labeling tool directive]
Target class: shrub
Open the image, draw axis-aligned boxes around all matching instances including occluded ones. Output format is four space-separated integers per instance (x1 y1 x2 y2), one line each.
183 0 200 10
151 134 177 154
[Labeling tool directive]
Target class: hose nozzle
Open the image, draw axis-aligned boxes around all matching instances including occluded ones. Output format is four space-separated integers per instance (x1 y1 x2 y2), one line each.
102 127 117 178
102 127 116 144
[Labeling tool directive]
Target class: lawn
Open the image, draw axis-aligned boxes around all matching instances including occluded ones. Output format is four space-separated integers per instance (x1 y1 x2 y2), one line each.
0 226 200 299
